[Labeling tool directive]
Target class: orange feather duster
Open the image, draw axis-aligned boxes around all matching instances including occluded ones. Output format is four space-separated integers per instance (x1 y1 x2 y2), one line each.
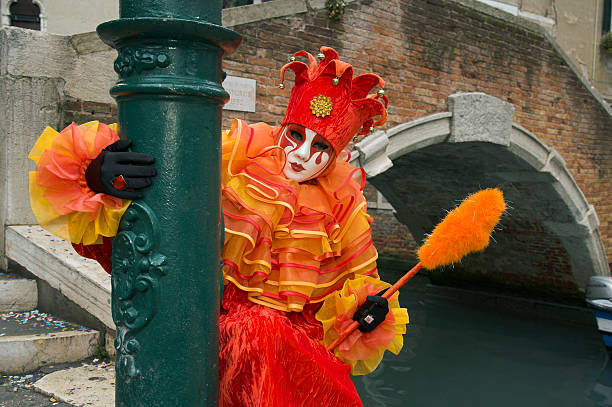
327 188 506 352
418 188 506 269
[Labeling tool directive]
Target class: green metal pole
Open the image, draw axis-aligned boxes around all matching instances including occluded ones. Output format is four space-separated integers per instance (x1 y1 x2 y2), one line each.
97 2 240 405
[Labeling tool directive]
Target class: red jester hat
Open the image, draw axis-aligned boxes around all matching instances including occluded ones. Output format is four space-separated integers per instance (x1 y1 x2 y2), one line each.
280 46 389 154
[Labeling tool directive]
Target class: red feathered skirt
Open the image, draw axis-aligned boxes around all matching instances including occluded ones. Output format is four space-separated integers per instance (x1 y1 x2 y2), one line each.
219 284 363 407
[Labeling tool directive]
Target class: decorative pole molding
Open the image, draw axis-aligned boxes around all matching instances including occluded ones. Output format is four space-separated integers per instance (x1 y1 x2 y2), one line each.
97 2 241 405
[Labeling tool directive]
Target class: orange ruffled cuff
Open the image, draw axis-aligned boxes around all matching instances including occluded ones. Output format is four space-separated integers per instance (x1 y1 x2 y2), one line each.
28 121 131 245
315 275 409 375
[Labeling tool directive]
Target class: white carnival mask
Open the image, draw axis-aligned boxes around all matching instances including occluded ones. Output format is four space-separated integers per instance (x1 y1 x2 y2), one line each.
278 124 333 182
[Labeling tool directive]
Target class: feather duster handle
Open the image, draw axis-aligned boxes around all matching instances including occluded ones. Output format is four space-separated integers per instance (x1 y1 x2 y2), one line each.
327 188 506 353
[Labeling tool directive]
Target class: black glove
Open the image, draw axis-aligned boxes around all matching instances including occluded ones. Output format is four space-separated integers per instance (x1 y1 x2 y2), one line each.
85 139 156 200
352 288 389 333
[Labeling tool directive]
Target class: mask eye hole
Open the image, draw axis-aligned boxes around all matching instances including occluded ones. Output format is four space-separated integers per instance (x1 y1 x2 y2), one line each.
289 130 303 143
312 142 329 151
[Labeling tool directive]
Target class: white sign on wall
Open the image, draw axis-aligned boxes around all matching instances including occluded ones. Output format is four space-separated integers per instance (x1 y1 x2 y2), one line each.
223 76 256 112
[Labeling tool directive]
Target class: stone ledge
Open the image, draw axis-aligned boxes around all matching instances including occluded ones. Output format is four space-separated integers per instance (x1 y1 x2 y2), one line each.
0 276 37 312
221 0 356 27
222 0 308 27
508 124 551 170
5 226 112 330
33 364 114 407
69 32 111 55
386 112 452 160
0 27 72 79
0 330 100 375
355 130 392 178
542 149 591 219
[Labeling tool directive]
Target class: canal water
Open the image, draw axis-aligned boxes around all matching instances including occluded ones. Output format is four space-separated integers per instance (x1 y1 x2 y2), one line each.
353 274 610 407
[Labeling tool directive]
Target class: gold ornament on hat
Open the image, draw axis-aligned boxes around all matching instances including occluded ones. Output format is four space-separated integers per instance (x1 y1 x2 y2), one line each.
310 94 333 118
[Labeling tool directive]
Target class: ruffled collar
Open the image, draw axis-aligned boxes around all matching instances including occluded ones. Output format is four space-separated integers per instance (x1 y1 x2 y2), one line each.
227 120 365 231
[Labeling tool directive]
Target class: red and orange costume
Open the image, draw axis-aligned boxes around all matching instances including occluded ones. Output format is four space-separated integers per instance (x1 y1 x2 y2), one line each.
28 47 408 407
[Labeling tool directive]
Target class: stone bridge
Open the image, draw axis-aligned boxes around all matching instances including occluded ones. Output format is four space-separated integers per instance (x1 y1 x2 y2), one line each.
352 92 609 292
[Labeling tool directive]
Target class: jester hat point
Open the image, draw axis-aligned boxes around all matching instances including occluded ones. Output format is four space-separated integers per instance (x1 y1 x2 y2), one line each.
280 46 389 154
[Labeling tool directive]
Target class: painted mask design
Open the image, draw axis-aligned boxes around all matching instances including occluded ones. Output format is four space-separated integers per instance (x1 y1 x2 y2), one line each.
278 124 333 182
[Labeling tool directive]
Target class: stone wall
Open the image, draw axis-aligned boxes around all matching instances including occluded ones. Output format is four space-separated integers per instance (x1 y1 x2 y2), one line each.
0 27 116 268
62 99 117 129
0 28 63 269
220 0 612 268
369 207 417 260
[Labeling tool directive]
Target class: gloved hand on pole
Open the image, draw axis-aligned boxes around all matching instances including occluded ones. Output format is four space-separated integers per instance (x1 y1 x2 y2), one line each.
85 139 156 200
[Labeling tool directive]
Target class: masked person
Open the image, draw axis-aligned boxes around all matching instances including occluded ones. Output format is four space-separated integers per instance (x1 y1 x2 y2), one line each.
28 47 408 407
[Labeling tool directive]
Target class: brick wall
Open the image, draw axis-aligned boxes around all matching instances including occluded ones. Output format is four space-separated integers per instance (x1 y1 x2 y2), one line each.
369 207 418 259
221 0 612 267
362 182 418 260
60 0 611 273
62 98 116 128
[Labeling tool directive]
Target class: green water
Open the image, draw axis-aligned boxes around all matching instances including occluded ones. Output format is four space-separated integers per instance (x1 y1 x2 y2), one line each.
353 275 610 407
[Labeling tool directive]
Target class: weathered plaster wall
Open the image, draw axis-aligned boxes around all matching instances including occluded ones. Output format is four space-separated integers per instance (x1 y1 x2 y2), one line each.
63 33 116 104
0 0 118 35
0 28 115 103
39 0 118 36
0 27 117 268
0 28 65 269
520 0 552 16
552 0 605 94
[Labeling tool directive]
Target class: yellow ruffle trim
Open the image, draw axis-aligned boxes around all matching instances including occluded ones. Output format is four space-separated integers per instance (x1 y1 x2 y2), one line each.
316 276 409 375
28 121 130 245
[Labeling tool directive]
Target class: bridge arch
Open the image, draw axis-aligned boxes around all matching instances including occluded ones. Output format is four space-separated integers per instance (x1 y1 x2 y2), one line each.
352 92 609 291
